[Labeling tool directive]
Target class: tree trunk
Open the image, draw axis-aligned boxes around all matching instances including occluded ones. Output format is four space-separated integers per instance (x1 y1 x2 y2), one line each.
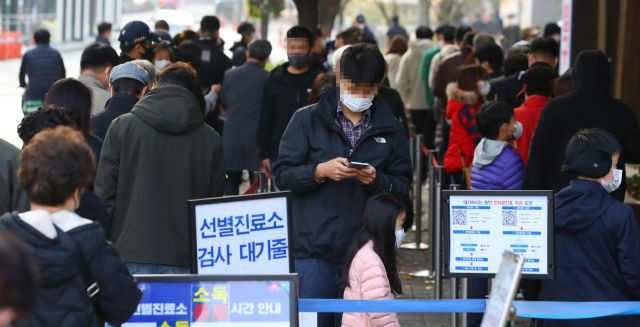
293 0 342 35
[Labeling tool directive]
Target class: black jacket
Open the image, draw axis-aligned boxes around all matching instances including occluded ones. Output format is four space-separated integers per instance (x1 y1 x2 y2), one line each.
257 63 322 161
524 50 640 200
90 93 140 141
273 87 412 263
95 85 225 267
196 37 232 89
539 180 640 327
19 45 65 101
230 40 248 67
0 211 140 326
489 72 524 108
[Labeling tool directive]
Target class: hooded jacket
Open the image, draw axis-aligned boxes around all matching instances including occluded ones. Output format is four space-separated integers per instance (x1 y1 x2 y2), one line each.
0 210 141 326
539 180 640 327
395 39 434 109
95 85 226 267
524 50 640 201
444 83 481 173
470 139 524 190
273 87 411 263
257 63 323 161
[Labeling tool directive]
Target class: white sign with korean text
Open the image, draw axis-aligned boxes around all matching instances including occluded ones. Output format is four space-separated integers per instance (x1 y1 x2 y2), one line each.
192 194 290 274
448 194 549 276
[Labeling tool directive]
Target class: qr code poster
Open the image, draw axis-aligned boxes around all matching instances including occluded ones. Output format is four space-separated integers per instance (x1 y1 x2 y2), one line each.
452 209 467 225
502 210 517 226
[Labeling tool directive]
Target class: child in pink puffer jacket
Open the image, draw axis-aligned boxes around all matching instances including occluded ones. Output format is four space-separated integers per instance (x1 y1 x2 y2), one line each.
341 193 406 327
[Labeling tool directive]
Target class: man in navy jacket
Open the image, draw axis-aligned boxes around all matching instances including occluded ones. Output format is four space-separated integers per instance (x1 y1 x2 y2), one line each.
273 44 411 326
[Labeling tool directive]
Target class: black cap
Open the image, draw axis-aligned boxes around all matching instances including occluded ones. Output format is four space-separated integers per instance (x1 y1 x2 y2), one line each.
118 21 161 45
562 149 612 178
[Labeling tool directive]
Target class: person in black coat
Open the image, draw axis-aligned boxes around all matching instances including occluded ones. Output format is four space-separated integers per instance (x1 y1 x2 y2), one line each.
273 44 411 327
539 128 640 327
524 50 640 201
0 126 140 326
90 61 150 141
196 16 232 89
256 26 323 178
17 107 112 235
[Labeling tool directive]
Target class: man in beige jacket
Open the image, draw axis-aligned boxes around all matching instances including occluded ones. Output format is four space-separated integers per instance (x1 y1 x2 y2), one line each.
78 43 120 115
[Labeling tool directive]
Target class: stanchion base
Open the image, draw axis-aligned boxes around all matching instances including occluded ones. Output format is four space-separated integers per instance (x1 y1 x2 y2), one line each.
400 243 429 250
408 269 433 278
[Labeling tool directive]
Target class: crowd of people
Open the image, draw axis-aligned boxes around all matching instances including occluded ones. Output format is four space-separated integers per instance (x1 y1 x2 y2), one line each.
0 11 639 327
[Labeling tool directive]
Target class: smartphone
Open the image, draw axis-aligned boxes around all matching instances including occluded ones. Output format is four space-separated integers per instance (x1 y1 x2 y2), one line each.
349 161 370 169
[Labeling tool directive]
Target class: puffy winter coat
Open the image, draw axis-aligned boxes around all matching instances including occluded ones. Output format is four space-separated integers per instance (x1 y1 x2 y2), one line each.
0 210 140 326
470 139 524 190
342 241 399 327
444 83 481 173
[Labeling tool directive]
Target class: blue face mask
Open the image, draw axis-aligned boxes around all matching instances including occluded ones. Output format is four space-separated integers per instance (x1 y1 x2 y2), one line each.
340 91 373 112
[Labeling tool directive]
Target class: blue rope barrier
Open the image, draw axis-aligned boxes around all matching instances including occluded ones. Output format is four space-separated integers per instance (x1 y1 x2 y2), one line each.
298 299 640 319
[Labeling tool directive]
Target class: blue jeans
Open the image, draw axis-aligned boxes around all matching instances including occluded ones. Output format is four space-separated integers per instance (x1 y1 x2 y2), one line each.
126 262 191 274
295 258 343 327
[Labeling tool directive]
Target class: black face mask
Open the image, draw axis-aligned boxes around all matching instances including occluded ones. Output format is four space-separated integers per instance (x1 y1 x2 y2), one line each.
288 53 309 69
142 45 155 61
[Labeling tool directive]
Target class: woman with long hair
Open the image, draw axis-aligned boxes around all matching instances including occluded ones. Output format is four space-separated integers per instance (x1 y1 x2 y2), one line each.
384 35 408 89
341 193 405 327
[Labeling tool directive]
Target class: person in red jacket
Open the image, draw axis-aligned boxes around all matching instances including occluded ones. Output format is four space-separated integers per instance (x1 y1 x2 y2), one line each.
444 64 486 187
514 63 554 166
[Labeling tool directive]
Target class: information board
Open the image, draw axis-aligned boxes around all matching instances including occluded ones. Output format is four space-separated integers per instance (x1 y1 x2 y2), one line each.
123 274 297 327
189 192 293 274
481 251 525 327
443 190 553 278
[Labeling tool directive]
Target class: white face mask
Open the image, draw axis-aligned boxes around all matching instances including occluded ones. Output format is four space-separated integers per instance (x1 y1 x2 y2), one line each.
512 121 523 139
395 229 406 248
340 91 374 112
601 168 622 193
154 59 170 72
478 80 491 96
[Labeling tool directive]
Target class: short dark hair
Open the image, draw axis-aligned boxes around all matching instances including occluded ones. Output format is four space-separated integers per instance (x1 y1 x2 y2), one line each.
475 42 504 74
44 78 92 136
97 22 112 35
17 106 76 145
18 126 95 206
565 128 622 170
441 25 455 43
336 27 363 45
543 23 561 37
503 45 530 76
200 15 220 33
172 29 199 47
341 44 385 84
476 101 514 139
0 231 39 319
176 41 202 69
111 78 145 96
456 64 487 92
33 29 50 44
155 20 169 31
415 26 433 39
80 43 120 71
530 37 559 57
237 22 255 35
286 25 314 47
455 25 472 43
523 63 554 96
158 62 204 112
248 39 272 60
462 31 477 47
